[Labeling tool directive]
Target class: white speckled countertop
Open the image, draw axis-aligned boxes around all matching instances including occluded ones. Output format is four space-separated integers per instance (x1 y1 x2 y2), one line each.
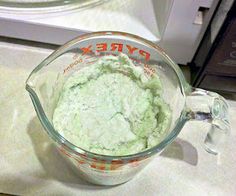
0 38 236 196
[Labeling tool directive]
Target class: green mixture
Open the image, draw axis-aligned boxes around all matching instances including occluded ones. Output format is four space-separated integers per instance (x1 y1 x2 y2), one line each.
53 54 171 156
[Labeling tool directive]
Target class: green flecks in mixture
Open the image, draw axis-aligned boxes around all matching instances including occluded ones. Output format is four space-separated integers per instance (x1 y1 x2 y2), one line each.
53 54 171 156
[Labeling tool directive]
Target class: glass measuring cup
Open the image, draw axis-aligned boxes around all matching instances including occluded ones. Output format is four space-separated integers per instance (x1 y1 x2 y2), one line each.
26 32 230 185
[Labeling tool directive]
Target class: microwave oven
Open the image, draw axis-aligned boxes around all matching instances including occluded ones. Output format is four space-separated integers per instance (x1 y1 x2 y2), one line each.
0 0 220 65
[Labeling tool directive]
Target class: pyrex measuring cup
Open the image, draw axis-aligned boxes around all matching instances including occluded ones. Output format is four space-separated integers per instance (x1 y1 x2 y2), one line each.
26 32 230 185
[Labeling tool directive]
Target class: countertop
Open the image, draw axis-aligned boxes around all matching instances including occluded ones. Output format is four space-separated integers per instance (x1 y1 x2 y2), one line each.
0 38 236 196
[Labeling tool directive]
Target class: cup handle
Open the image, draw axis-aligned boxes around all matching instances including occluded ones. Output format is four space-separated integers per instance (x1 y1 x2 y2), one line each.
186 88 230 155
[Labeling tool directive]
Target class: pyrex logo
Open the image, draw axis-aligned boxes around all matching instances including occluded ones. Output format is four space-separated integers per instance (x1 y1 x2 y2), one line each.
64 42 154 75
80 42 151 61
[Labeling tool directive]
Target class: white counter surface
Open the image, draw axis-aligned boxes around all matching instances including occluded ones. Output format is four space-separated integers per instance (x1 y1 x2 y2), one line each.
0 39 236 196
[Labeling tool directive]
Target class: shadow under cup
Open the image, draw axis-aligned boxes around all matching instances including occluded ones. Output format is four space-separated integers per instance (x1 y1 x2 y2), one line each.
25 32 195 185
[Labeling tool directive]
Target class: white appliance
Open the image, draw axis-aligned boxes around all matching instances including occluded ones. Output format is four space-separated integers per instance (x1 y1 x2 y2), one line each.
0 0 219 64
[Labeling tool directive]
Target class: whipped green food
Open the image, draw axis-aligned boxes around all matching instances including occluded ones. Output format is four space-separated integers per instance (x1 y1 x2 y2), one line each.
53 54 171 156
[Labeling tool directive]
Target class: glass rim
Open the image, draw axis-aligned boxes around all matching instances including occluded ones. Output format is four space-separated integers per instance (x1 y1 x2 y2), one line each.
0 0 108 13
26 31 188 161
